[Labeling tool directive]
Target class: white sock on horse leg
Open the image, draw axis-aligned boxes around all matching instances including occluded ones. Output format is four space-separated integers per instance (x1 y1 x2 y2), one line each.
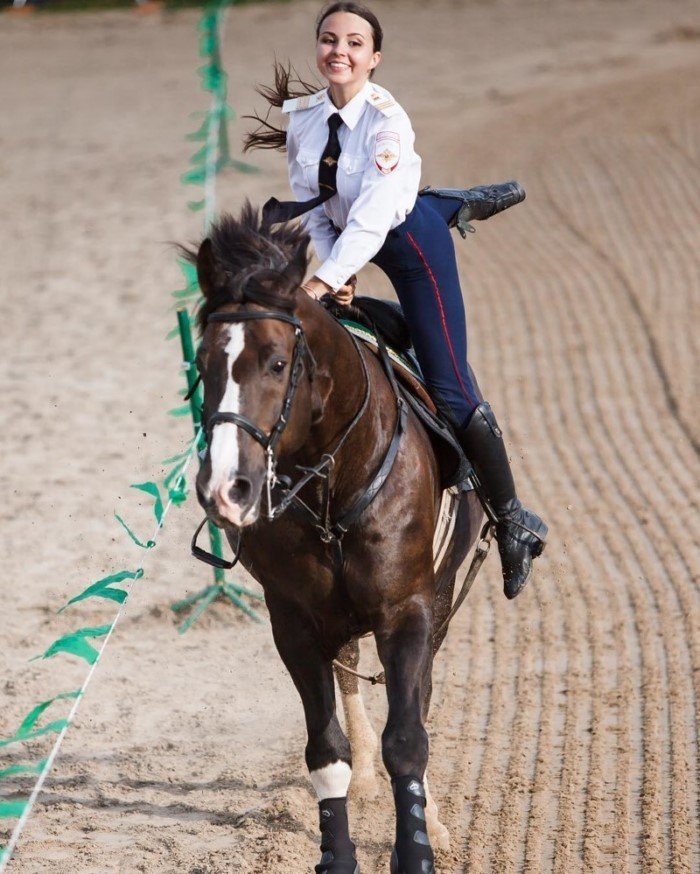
310 761 352 800
424 772 451 851
342 693 378 759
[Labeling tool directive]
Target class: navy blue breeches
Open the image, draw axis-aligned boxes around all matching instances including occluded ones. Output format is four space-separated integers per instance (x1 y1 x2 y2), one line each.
370 194 481 428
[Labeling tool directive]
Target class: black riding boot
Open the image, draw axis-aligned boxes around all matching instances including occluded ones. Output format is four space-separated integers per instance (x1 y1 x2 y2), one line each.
458 402 547 599
420 181 525 237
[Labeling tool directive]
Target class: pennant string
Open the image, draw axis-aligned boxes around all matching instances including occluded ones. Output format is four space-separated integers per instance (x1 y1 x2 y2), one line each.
0 425 203 872
1 2 257 865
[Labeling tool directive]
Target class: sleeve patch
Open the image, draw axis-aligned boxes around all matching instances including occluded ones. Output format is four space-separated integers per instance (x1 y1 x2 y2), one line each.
374 131 401 175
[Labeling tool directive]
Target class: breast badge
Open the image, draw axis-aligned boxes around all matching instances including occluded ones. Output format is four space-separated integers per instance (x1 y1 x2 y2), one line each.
374 131 400 175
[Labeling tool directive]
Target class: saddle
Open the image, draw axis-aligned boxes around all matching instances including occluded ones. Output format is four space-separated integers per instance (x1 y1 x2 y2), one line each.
325 296 472 490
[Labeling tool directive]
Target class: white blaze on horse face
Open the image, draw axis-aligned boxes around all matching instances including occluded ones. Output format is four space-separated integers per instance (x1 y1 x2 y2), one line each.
309 761 352 801
208 324 245 492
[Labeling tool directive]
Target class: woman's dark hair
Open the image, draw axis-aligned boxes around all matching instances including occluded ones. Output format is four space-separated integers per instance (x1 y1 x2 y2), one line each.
243 3 383 153
315 3 383 52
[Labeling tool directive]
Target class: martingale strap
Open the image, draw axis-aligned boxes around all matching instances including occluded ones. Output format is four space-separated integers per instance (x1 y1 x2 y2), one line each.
331 321 407 535
332 397 407 537
289 324 407 547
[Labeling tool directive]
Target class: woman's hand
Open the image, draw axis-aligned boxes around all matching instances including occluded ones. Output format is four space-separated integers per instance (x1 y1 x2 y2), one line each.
302 274 357 306
333 274 357 306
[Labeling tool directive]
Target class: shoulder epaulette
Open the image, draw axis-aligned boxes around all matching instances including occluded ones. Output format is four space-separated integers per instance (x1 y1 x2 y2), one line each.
366 87 402 118
282 89 327 113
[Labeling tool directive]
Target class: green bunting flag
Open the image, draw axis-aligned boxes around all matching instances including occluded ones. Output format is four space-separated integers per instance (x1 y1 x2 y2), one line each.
168 404 192 417
0 692 80 749
58 570 144 614
31 626 112 666
131 482 164 525
0 761 48 782
114 513 156 549
0 802 27 821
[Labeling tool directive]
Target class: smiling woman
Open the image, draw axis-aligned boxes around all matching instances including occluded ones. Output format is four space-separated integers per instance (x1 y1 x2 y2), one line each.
243 0 547 605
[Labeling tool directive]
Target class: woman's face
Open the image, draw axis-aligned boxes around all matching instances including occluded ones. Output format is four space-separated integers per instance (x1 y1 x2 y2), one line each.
316 11 381 91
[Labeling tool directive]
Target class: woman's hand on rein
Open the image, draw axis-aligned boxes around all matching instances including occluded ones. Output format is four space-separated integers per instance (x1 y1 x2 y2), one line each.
333 274 357 306
302 274 357 306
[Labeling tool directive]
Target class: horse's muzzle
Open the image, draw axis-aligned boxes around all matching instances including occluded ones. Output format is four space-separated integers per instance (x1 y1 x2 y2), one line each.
197 472 262 528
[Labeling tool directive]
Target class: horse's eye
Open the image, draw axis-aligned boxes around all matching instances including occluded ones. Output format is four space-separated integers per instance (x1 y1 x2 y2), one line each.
270 359 287 375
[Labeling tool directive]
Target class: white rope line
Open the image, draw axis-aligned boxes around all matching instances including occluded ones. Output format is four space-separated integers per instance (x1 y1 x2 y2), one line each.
2 8 232 865
0 428 203 872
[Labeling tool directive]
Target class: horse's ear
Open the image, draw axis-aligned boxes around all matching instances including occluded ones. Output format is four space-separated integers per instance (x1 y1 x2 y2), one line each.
196 238 225 299
283 236 310 291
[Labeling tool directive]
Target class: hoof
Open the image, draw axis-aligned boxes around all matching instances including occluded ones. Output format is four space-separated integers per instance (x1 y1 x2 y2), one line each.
427 818 450 851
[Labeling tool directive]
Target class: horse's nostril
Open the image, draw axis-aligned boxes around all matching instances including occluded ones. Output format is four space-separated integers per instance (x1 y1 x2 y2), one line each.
229 477 252 505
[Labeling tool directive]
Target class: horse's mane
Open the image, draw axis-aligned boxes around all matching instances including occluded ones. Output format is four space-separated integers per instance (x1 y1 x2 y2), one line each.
179 203 310 334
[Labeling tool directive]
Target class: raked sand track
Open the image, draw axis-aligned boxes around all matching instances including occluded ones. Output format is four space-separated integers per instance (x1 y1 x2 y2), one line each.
1 0 699 871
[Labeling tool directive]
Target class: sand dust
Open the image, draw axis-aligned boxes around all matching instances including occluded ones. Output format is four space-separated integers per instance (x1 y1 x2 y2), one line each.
1 0 699 870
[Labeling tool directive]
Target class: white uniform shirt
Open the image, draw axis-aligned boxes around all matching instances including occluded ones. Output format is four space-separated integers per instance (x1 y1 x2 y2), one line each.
283 80 422 292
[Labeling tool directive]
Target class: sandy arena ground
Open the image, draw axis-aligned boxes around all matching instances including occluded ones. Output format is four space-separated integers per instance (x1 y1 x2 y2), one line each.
1 0 699 870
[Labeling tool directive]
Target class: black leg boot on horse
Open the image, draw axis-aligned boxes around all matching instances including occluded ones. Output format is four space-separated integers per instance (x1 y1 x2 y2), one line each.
458 402 548 599
389 776 434 874
316 797 360 874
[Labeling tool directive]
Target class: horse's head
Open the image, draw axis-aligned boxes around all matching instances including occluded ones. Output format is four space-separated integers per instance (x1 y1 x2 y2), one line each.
189 205 318 528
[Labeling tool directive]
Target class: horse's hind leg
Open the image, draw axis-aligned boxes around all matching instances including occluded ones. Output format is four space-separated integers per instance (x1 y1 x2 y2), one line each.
267 598 359 873
416 677 450 852
335 640 379 799
423 771 450 851
419 574 457 852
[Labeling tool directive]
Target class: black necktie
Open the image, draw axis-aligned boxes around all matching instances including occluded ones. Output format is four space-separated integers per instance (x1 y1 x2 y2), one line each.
263 113 344 226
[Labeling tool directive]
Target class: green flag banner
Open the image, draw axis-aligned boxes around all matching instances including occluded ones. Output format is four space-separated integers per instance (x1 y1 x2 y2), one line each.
0 802 27 821
58 570 143 613
0 761 47 782
0 692 80 749
31 626 112 666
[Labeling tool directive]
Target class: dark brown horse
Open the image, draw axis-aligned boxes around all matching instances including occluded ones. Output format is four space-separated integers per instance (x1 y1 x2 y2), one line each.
186 205 483 874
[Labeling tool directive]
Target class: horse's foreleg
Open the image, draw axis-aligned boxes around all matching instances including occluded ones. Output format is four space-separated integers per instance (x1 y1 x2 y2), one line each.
268 601 358 874
375 596 435 874
335 640 379 799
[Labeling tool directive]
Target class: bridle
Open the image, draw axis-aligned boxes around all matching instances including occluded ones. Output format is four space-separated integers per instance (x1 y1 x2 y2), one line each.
192 303 382 568
205 309 315 519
